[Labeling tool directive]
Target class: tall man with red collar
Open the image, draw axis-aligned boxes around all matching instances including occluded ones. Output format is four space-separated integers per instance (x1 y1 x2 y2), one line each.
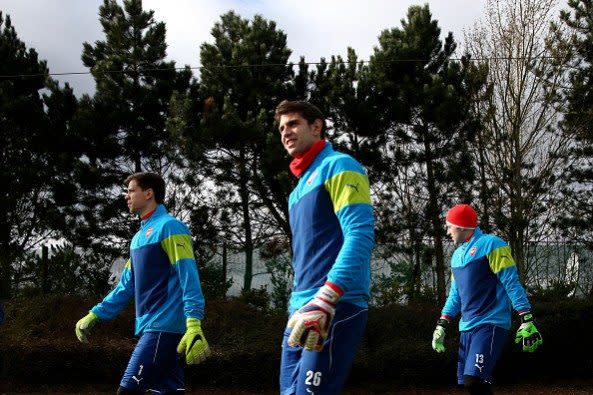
275 100 375 395
432 204 542 395
75 172 210 394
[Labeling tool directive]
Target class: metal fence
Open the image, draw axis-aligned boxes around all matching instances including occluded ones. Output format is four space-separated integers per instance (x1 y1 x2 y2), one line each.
109 241 592 302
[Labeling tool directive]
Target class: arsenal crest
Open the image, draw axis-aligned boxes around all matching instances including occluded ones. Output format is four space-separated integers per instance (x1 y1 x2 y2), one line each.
306 170 318 185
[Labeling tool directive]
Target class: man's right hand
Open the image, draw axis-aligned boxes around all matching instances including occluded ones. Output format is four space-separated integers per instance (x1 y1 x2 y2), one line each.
286 282 343 352
431 317 450 353
75 311 99 343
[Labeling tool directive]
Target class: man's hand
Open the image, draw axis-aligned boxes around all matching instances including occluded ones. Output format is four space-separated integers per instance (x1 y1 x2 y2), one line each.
431 317 450 353
515 312 542 352
286 282 343 352
75 311 99 343
177 318 211 364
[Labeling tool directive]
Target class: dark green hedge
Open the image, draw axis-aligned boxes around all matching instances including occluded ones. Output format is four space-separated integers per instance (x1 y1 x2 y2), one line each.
0 295 591 391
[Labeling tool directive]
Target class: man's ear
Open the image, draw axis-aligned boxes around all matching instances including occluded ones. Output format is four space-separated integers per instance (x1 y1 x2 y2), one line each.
145 188 154 201
313 118 323 137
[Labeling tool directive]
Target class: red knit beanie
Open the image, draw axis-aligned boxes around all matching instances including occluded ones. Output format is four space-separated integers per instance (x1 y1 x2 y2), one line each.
446 204 478 229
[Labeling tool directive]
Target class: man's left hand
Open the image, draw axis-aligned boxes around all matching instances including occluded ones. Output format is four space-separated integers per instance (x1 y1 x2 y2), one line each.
515 312 543 352
177 318 211 364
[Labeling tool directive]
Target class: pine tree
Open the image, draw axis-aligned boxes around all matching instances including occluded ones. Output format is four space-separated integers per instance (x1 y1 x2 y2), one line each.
368 5 481 303
554 0 593 253
0 13 79 297
191 11 293 291
67 0 193 256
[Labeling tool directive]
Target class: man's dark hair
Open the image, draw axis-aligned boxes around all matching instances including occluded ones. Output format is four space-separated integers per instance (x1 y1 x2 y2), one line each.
274 100 327 138
125 172 166 204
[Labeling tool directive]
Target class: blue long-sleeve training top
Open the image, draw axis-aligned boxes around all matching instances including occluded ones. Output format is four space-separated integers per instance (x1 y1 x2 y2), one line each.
91 204 205 335
288 142 375 312
442 227 531 331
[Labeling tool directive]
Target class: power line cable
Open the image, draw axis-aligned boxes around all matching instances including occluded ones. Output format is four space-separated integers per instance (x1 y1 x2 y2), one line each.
0 55 570 79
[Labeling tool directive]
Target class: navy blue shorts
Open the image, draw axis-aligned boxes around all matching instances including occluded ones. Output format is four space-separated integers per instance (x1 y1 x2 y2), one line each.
457 324 509 384
120 331 184 393
280 302 368 395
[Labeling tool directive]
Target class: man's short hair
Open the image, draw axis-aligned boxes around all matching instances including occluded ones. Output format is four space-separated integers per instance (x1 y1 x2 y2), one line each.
274 100 327 138
125 172 166 204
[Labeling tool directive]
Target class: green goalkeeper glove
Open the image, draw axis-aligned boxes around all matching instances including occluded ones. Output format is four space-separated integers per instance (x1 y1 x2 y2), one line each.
75 311 99 343
177 318 211 365
515 312 542 352
431 317 450 353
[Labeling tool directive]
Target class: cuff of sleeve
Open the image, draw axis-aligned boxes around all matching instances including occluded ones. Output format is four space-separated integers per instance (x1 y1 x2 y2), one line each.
436 316 450 328
89 308 104 321
518 311 533 323
325 281 344 296
186 317 201 327
315 281 344 305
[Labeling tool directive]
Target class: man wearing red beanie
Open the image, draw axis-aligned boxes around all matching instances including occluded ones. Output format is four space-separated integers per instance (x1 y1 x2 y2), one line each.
431 204 542 395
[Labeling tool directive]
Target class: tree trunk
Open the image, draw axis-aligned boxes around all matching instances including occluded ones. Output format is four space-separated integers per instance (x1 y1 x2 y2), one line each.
238 148 254 291
509 126 527 281
424 134 446 304
0 210 12 299
409 228 422 301
133 69 142 173
508 207 527 282
41 245 49 294
222 241 228 291
250 155 291 240
405 205 422 301
476 129 492 233
134 153 142 173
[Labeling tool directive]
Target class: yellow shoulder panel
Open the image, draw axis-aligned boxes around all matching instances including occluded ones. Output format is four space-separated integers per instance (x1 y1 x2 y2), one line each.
324 170 371 213
161 234 195 265
488 245 516 273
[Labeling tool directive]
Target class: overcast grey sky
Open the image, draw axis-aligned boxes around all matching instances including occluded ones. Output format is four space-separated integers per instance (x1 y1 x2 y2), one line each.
1 0 487 96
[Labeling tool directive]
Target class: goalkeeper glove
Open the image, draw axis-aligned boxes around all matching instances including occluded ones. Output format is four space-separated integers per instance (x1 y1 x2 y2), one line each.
177 318 211 365
432 316 450 353
75 311 99 343
515 311 542 352
287 282 343 352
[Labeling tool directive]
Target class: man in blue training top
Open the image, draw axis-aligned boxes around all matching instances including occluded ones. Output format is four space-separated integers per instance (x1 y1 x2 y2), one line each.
275 100 375 395
74 172 210 395
431 204 543 395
